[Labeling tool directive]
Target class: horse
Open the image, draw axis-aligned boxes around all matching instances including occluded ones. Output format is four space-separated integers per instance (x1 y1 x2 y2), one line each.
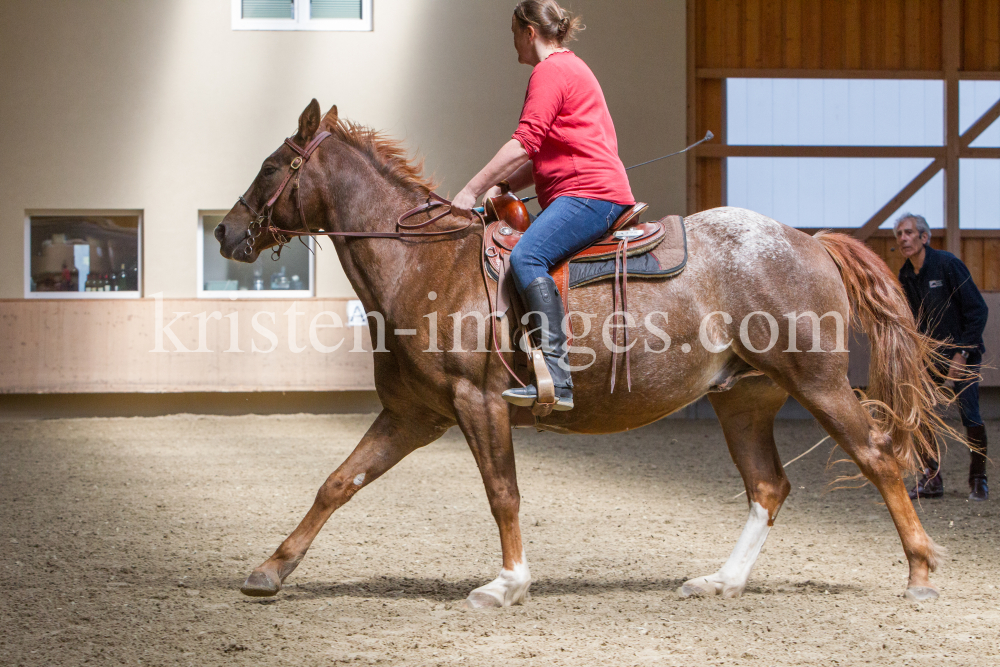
214 99 957 606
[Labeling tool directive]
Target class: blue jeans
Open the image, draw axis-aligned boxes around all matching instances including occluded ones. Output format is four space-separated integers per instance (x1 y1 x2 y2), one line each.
510 196 627 294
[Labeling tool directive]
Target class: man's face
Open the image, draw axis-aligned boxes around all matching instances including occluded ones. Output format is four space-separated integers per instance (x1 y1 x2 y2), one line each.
894 218 929 259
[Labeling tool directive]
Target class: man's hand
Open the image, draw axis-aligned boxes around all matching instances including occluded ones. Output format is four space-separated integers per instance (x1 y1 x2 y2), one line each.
450 188 477 219
948 351 966 381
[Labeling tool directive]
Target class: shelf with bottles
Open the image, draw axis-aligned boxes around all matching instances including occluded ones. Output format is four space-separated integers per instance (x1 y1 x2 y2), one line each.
199 213 312 298
26 213 142 299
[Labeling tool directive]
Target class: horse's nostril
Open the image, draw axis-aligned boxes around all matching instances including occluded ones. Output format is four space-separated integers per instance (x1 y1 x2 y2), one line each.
214 224 226 242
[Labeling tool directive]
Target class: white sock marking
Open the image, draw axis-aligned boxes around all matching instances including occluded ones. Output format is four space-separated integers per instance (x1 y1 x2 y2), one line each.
682 501 772 598
467 552 531 607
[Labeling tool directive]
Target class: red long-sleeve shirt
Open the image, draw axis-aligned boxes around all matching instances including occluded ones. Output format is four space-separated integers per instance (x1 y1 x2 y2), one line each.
512 51 634 210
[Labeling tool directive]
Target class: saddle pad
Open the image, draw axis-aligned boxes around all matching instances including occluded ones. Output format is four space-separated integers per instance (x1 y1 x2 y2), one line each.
569 215 686 287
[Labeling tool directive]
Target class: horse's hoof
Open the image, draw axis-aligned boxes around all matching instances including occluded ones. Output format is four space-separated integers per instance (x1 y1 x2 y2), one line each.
679 576 721 597
465 590 504 609
241 570 281 597
904 586 938 602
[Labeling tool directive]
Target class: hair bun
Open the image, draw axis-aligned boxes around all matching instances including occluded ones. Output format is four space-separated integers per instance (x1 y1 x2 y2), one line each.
513 1 582 45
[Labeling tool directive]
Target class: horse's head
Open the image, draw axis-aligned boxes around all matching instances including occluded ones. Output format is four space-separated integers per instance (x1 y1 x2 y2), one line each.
216 99 338 262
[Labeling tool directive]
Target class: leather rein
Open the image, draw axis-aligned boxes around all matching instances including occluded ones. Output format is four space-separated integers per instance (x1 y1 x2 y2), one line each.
235 131 526 387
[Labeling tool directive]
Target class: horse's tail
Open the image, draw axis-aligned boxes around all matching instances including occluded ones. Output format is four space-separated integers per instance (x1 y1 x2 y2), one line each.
814 231 962 472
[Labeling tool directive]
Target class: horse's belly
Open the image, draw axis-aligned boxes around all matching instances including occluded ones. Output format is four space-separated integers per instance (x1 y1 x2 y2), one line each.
535 352 722 434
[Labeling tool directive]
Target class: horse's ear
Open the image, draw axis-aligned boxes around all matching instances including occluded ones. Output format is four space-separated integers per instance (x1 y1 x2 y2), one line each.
296 99 322 143
321 104 339 130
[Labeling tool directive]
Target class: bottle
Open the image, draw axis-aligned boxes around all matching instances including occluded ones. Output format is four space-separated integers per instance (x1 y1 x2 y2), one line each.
102 274 109 291
84 273 92 292
117 264 127 291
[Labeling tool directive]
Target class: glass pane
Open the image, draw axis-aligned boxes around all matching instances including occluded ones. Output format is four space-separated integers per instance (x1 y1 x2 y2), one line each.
29 215 140 293
242 0 294 19
877 170 945 229
727 79 943 146
960 81 1000 147
311 0 362 19
202 215 311 293
960 159 1000 229
727 157 943 229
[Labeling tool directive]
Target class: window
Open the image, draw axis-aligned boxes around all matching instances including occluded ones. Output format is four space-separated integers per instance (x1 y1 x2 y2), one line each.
232 0 371 31
25 211 142 299
728 157 945 230
725 79 947 230
198 212 314 298
727 79 944 147
958 81 1000 230
721 77 1000 232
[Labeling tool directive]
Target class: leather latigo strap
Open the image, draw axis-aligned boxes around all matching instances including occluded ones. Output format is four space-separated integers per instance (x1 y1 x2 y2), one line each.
610 233 633 393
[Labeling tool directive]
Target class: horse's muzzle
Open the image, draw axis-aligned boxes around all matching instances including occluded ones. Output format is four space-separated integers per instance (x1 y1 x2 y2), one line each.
214 223 249 261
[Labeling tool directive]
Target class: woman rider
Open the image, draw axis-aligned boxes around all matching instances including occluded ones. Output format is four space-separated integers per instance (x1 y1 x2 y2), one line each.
451 0 635 412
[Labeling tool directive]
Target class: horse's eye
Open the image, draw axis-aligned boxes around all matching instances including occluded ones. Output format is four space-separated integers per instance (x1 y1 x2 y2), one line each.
263 165 278 177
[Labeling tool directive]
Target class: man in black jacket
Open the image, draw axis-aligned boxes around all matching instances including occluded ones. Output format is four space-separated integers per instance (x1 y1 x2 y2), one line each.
895 213 990 501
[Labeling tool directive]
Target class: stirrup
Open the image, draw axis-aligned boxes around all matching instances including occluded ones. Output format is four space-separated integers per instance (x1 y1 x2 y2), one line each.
501 385 574 411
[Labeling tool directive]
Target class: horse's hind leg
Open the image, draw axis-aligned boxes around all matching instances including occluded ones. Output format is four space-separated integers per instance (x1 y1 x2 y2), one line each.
792 378 941 601
681 376 791 598
241 409 449 597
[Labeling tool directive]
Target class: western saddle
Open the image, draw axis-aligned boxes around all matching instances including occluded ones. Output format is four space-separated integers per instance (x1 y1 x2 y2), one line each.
481 186 685 420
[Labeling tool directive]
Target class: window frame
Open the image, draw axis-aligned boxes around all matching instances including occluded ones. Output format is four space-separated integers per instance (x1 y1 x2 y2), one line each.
23 209 143 300
197 210 316 300
231 0 372 32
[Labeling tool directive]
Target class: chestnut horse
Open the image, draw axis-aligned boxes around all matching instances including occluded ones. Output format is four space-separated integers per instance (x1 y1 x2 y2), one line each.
215 100 955 606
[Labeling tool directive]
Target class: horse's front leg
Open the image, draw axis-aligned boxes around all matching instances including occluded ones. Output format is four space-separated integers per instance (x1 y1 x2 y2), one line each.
454 382 530 608
241 409 448 596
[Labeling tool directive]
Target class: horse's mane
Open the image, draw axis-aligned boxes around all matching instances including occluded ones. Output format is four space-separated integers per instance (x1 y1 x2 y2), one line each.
328 119 436 194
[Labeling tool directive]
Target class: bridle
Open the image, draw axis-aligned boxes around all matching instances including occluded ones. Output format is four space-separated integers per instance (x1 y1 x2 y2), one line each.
236 130 482 259
233 129 527 387
236 131 333 259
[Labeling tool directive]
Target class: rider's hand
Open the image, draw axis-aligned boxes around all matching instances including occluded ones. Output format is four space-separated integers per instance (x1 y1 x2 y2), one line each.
451 188 477 219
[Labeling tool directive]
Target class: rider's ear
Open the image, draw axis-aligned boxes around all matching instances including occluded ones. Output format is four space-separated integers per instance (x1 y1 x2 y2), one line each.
296 99 322 144
321 105 339 130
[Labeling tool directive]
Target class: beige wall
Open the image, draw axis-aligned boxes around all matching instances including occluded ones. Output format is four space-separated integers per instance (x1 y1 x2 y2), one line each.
0 298 376 393
0 0 688 300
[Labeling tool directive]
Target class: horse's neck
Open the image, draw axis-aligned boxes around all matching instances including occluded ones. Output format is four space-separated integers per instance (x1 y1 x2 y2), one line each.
325 175 479 326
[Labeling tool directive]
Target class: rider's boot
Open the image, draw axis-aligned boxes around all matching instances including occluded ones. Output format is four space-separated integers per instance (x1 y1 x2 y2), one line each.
502 276 574 411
